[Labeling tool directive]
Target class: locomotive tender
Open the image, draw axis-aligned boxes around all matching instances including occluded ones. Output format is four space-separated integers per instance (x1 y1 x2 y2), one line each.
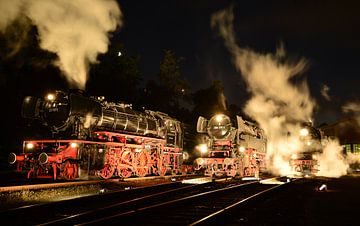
9 90 184 180
194 114 267 178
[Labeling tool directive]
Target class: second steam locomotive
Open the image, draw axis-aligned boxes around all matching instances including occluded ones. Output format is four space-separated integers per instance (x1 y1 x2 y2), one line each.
194 114 267 178
289 123 322 176
9 90 185 180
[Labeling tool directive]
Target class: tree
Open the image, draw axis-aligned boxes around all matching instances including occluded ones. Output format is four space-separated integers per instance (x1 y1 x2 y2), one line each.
87 42 142 103
140 50 191 121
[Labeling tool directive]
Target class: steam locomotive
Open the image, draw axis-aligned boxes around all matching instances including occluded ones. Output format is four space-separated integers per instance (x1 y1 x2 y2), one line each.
194 114 267 178
8 90 185 180
289 123 322 176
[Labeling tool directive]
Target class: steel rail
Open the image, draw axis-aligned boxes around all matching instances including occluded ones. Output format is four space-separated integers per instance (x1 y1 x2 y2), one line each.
37 183 204 226
189 183 284 225
74 180 261 225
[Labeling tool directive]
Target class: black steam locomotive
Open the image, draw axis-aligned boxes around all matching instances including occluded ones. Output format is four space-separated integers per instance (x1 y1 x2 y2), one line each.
290 123 322 176
194 114 267 178
9 90 185 180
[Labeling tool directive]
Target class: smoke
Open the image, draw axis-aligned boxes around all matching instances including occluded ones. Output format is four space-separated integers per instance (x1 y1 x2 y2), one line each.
0 0 24 31
211 7 349 177
317 139 348 177
0 0 122 89
346 153 360 168
219 91 227 111
320 84 331 101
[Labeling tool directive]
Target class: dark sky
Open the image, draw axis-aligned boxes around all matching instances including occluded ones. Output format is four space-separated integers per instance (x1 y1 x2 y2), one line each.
116 0 359 124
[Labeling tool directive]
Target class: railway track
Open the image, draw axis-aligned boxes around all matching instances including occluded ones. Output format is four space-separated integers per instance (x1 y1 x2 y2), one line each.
1 176 250 225
22 177 285 225
2 175 220 225
72 178 291 225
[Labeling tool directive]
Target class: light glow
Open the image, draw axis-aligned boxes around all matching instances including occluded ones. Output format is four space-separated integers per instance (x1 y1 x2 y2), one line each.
300 128 309 137
239 146 245 152
318 184 327 191
215 114 223 123
291 153 297 160
70 143 78 148
46 93 55 101
197 144 208 154
26 143 34 149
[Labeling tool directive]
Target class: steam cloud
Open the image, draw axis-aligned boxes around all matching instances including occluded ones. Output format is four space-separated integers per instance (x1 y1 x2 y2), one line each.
0 0 122 89
317 139 348 177
211 7 348 177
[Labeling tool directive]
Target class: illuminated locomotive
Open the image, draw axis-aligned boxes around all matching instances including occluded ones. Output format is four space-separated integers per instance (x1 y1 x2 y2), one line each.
194 114 266 178
8 90 184 180
289 123 322 176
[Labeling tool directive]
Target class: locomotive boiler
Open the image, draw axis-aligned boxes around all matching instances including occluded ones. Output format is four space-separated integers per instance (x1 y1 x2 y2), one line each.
194 114 267 178
290 123 322 176
9 90 184 180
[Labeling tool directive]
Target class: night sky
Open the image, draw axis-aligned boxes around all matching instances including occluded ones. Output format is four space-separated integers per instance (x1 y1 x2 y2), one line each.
0 0 359 154
117 0 359 124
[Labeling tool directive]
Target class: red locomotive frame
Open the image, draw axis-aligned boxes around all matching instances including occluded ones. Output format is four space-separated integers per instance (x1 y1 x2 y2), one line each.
10 131 183 180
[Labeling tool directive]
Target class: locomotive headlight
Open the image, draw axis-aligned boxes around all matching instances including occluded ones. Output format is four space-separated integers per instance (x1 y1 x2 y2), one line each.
26 143 34 149
300 128 309 137
70 142 78 148
198 144 208 154
46 93 55 101
207 114 231 139
291 153 297 159
239 146 246 152
312 154 317 160
307 141 312 146
215 114 223 122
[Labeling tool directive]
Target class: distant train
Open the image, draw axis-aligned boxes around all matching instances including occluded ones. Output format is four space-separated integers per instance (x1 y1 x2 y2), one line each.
194 114 267 178
289 123 322 176
8 90 189 180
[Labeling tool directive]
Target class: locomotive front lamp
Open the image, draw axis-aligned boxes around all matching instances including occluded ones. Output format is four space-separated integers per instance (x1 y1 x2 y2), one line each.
215 114 223 123
26 143 34 149
70 142 78 148
299 128 309 137
239 146 246 152
312 154 317 160
291 153 297 159
198 144 208 154
46 93 55 101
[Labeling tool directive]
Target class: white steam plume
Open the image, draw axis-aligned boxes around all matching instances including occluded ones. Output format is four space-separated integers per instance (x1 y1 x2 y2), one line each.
317 139 348 177
0 0 122 89
211 7 348 177
0 0 24 31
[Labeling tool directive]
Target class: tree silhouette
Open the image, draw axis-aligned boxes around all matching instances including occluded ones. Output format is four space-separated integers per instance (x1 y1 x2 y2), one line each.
140 50 191 121
87 42 142 103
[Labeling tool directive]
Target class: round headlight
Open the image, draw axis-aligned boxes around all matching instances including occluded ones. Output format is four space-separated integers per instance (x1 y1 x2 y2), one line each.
207 114 231 139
